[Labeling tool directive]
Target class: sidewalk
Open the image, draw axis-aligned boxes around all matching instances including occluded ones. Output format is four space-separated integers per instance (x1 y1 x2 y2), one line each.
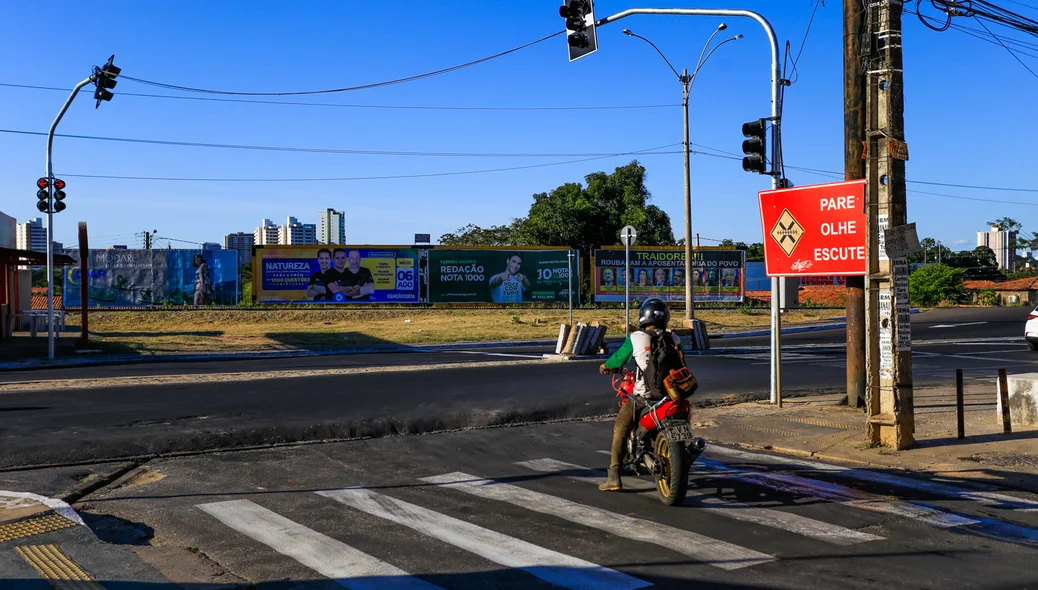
693 383 1038 493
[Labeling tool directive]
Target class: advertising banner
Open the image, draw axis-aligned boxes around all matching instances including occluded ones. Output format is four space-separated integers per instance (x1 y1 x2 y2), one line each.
758 179 867 276
593 247 744 303
63 249 240 307
254 245 419 304
429 248 579 303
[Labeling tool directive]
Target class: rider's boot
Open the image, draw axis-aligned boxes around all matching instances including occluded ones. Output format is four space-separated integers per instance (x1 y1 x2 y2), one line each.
600 400 634 492
599 467 622 491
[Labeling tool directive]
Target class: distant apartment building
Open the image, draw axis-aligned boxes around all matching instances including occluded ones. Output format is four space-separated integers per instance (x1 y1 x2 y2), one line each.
224 232 255 253
279 217 317 245
16 218 46 253
254 219 280 246
201 242 222 251
318 208 347 245
978 226 1017 271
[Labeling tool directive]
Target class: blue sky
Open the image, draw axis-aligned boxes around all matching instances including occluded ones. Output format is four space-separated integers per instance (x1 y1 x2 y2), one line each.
2 0 1036 251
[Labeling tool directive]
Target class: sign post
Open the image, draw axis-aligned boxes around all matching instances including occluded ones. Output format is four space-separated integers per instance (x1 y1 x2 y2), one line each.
568 249 574 328
620 225 638 336
758 179 868 405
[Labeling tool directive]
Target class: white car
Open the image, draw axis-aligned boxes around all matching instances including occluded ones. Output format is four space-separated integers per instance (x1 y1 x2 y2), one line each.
1026 306 1038 350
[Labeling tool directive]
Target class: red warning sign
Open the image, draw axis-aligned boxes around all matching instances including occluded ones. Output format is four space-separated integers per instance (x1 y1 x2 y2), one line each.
758 179 867 277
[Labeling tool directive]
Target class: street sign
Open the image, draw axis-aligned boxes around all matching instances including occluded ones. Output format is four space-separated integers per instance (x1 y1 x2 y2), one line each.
758 179 867 277
620 225 638 247
414 233 431 244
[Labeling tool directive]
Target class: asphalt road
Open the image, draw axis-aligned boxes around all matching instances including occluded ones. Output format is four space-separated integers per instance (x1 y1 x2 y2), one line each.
0 308 1034 468
6 422 1034 589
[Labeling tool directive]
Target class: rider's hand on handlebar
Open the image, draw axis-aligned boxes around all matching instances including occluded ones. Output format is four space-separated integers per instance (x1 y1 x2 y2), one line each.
599 364 616 375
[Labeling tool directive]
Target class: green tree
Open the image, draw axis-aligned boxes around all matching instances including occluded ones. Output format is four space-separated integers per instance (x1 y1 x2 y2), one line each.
909 264 966 306
438 222 521 246
512 160 674 255
744 242 764 262
987 217 1022 232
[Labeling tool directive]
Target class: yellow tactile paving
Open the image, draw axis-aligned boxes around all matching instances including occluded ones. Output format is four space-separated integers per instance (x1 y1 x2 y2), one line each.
0 514 76 543
15 544 105 590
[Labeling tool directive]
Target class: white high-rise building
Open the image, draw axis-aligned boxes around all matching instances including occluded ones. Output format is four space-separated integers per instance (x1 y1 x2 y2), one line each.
318 208 347 245
254 219 280 246
978 226 1017 271
279 216 317 245
16 218 46 252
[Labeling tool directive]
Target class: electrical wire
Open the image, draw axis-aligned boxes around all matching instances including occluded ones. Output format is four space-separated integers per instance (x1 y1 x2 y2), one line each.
0 128 681 159
0 82 680 112
787 0 824 85
120 31 564 96
976 14 1038 77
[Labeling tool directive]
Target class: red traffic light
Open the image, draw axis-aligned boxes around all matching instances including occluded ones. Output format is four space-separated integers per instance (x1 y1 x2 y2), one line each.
37 177 49 189
53 179 66 190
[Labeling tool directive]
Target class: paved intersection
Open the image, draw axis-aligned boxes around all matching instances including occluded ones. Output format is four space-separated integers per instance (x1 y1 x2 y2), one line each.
16 421 1031 589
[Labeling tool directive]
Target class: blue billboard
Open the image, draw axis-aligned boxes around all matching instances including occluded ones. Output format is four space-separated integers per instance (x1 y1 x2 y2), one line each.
63 249 240 307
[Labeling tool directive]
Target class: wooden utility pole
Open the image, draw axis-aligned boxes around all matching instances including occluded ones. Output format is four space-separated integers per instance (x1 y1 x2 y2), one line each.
844 0 867 408
865 0 914 448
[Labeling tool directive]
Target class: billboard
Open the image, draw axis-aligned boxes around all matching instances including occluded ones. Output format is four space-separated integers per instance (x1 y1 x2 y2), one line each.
63 249 240 307
254 245 419 304
593 247 745 303
428 248 579 303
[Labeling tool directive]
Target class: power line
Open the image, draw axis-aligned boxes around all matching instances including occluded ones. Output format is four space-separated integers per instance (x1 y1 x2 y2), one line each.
787 0 824 84
0 82 680 112
976 14 1038 78
121 31 564 96
55 144 683 183
0 128 680 158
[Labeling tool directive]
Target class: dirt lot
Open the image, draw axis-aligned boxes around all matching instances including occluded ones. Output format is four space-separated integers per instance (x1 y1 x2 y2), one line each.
64 307 842 355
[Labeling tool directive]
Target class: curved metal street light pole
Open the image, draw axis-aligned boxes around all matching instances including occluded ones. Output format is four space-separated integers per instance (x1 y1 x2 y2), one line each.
623 25 739 323
601 7 784 403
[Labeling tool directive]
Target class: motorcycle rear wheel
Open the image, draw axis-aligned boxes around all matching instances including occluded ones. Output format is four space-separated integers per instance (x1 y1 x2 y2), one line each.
653 431 690 506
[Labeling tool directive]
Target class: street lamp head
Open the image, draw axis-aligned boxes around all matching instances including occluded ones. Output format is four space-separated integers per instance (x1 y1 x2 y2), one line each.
622 28 634 36
717 23 728 31
734 34 744 40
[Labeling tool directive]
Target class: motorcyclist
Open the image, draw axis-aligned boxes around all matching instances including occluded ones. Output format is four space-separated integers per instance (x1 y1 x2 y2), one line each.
598 298 682 492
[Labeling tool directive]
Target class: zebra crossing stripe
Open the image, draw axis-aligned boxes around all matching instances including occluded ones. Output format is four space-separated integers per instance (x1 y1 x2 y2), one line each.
515 458 882 546
421 472 776 570
707 446 1038 512
317 488 649 590
197 500 442 590
695 458 980 528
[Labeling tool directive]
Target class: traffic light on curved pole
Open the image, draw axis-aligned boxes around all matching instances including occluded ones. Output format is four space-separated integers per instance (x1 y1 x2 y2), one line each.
742 118 767 174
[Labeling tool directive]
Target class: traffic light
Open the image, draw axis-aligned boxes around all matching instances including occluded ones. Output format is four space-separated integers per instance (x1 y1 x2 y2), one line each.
36 178 49 213
53 179 66 213
741 118 768 175
93 55 121 108
559 0 597 62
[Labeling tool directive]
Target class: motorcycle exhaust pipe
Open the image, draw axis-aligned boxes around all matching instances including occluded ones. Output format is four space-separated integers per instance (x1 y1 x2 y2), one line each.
687 437 707 463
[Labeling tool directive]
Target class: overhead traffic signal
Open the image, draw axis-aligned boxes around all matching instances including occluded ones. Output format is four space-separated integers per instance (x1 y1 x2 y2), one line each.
93 55 121 108
559 0 597 62
36 178 49 212
53 179 66 213
741 118 768 175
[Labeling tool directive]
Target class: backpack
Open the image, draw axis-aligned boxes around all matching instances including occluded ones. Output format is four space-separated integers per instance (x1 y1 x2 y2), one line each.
644 330 698 401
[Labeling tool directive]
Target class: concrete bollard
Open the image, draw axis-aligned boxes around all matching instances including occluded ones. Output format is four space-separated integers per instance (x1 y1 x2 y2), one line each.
995 371 1038 428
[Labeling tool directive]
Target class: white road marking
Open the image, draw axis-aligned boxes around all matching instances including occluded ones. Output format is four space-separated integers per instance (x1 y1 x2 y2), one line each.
197 500 441 590
707 446 1038 512
515 459 881 546
422 472 776 569
317 488 649 590
451 351 545 359
928 322 988 329
696 459 978 528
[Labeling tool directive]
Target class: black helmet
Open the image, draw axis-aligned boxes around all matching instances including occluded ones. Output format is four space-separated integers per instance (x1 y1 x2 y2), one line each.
637 298 670 330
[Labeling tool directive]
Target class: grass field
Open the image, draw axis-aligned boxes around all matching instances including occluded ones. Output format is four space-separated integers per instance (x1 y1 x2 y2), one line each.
63 308 843 355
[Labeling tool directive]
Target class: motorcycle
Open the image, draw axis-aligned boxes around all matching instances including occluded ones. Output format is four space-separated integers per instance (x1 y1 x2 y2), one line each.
611 369 706 506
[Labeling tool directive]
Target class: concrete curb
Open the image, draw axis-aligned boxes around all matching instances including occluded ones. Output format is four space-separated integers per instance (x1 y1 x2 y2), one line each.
721 441 882 469
0 339 561 372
